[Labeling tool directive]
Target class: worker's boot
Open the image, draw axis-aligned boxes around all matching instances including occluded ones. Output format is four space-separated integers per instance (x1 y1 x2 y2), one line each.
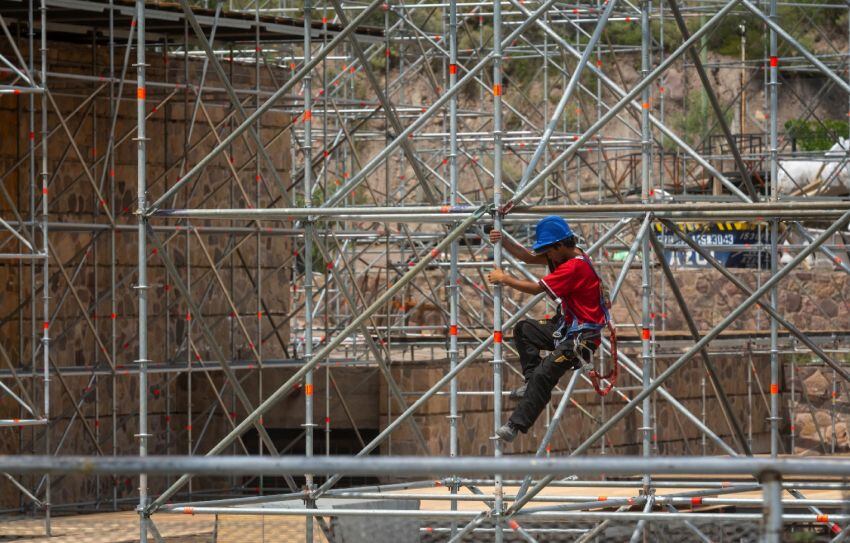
509 381 528 400
496 422 520 442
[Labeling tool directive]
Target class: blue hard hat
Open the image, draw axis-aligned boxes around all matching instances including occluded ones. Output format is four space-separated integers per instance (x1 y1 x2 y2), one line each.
532 216 574 253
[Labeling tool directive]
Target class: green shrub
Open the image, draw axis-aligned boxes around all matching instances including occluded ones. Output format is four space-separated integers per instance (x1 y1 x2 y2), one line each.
706 2 846 59
785 119 850 151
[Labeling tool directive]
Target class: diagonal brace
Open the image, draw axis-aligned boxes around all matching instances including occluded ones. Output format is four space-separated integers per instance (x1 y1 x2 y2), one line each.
661 218 850 383
666 0 759 200
147 208 487 511
648 228 752 455
508 208 850 518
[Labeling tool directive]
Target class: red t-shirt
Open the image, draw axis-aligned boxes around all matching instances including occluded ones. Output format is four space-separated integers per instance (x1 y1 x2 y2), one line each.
538 255 606 326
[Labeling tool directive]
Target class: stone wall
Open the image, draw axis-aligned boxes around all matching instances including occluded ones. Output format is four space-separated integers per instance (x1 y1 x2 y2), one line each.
3 37 850 510
380 353 774 458
0 40 294 508
380 267 850 458
793 366 850 455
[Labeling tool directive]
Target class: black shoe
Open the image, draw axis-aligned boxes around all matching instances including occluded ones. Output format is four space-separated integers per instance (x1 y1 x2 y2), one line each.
509 382 528 399
496 422 520 442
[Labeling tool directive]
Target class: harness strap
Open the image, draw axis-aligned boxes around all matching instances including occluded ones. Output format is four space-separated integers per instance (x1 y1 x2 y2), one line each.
586 323 618 397
570 254 619 397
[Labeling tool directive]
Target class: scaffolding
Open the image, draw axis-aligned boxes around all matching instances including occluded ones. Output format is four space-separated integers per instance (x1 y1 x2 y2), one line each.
2 0 850 540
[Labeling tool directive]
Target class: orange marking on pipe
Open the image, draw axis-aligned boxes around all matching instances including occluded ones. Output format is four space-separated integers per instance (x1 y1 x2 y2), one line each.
493 83 502 96
137 87 146 100
494 331 503 343
770 383 779 395
305 384 314 396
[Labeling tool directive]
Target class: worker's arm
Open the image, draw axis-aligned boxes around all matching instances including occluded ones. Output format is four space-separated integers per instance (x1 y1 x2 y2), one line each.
489 230 548 266
487 268 544 295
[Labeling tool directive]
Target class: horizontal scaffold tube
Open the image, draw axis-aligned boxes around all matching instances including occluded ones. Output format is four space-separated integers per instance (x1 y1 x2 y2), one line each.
150 201 850 221
153 506 850 524
5 455 850 478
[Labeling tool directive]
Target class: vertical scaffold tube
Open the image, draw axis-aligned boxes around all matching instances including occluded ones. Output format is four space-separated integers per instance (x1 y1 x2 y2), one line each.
254 0 264 498
491 0 504 541
108 0 118 513
27 1 36 502
322 3 330 461
448 0 460 536
303 1 315 541
39 0 50 534
768 0 780 458
762 472 783 543
135 0 149 540
639 0 654 514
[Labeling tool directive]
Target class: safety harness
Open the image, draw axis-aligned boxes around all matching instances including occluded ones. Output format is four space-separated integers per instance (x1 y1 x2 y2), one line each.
550 254 618 397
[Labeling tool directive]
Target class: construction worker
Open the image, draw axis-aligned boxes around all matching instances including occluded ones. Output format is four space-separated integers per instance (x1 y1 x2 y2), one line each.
487 216 609 442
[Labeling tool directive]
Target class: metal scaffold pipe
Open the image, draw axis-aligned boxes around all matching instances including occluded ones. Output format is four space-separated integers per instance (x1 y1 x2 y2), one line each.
151 200 850 220
503 0 752 210
134 0 148 539
148 208 487 511
7 0 850 537
148 0 387 211
510 208 850 516
7 454 850 478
